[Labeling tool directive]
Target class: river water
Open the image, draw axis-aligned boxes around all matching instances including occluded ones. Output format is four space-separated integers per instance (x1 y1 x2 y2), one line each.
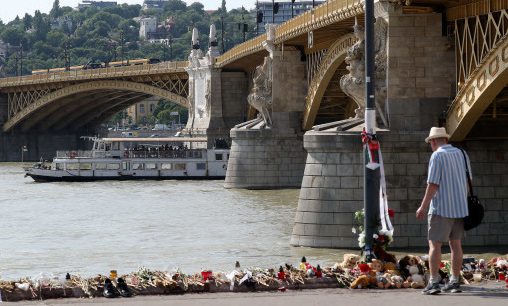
2 163 505 281
0 163 343 281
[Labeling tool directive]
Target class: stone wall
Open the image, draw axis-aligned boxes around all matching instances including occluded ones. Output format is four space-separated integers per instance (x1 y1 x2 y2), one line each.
221 72 249 129
0 131 83 162
386 8 455 131
225 125 306 189
291 130 508 248
225 50 308 189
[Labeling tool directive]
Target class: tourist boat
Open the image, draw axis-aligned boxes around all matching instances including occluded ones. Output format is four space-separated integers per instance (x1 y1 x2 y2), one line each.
24 136 230 182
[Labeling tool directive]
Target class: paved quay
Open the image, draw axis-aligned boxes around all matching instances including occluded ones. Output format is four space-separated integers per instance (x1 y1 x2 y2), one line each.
12 281 508 306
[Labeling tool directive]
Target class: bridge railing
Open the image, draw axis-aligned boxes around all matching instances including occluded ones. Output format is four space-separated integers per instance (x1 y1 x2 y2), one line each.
214 0 363 67
0 61 189 87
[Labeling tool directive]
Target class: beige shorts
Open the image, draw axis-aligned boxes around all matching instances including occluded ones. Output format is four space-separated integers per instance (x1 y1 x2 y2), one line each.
428 214 466 242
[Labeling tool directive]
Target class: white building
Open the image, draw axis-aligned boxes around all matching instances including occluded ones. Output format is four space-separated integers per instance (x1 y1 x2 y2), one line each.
139 16 158 39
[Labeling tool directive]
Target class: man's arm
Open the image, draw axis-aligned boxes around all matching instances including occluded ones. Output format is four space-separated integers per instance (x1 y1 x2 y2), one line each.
416 183 438 220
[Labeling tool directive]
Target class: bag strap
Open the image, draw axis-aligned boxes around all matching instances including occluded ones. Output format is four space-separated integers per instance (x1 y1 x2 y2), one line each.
459 148 474 196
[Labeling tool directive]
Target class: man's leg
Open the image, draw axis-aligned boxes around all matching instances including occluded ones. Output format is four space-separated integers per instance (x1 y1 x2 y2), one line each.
449 239 463 278
429 240 443 279
423 240 442 294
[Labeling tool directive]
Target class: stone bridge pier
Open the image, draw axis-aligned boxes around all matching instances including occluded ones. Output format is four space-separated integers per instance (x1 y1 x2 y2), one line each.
225 26 308 189
185 27 249 149
292 1 508 249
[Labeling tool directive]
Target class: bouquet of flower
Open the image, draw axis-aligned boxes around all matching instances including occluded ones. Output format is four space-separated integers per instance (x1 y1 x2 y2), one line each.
353 208 394 250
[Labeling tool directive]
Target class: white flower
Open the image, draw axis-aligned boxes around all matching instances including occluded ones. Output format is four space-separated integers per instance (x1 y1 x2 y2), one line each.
352 227 357 234
378 229 387 236
373 234 378 239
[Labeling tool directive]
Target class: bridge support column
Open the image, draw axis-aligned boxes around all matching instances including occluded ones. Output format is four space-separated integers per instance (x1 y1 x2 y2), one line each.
292 1 459 248
225 32 308 189
185 30 249 148
291 130 432 248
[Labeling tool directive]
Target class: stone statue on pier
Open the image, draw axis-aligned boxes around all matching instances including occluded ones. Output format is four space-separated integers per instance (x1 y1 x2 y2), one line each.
340 17 388 127
248 56 273 127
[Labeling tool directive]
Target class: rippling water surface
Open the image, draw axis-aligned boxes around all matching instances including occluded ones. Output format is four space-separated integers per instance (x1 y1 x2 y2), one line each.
0 163 346 280
2 163 505 281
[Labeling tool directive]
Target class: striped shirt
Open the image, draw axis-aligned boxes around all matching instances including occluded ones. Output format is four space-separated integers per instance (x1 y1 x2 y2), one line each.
427 144 471 218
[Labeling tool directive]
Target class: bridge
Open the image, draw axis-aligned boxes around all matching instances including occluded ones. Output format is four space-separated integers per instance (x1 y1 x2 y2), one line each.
1 0 508 249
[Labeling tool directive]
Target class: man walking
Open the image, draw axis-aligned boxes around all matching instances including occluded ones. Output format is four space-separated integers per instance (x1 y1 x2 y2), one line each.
416 127 471 295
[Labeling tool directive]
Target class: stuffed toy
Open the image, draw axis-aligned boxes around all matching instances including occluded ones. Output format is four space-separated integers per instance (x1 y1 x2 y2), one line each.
390 274 404 288
421 256 446 283
478 259 487 272
334 254 360 271
370 259 384 272
376 272 393 289
399 255 417 278
383 262 400 276
406 265 425 289
350 270 377 289
373 245 397 263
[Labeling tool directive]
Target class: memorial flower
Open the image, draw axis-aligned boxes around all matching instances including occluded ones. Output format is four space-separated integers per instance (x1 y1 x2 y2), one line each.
354 208 394 250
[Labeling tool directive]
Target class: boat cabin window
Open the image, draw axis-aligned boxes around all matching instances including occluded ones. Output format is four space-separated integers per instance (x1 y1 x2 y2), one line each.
56 163 64 170
174 163 186 170
197 163 206 170
161 163 172 170
67 163 79 170
215 153 223 161
80 163 92 170
95 163 107 170
108 163 120 170
133 163 144 170
146 163 157 170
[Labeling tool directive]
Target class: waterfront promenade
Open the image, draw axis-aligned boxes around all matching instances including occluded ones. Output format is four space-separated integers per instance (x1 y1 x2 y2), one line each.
13 281 508 306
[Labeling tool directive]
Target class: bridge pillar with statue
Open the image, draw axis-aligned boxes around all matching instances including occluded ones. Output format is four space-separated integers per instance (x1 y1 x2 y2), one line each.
185 26 250 149
225 25 308 189
291 1 476 248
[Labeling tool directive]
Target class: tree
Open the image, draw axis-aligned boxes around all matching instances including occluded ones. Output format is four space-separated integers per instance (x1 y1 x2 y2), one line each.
50 0 62 20
23 13 33 31
1 27 24 46
163 0 188 13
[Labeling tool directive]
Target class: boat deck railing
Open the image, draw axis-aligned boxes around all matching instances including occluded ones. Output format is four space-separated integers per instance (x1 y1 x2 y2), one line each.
56 149 206 160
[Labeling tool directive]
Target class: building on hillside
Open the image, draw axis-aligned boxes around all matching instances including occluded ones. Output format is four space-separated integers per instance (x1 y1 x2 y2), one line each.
255 1 324 33
127 97 158 126
51 16 73 30
139 16 158 39
77 1 118 11
142 0 170 13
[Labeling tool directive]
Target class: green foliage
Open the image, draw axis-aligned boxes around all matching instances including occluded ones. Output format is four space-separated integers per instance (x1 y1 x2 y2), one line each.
0 2 252 121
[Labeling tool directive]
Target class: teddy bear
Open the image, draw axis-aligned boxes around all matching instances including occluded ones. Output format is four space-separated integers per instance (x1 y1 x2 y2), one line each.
334 254 360 271
399 255 417 278
383 262 399 275
350 270 377 289
373 245 397 263
390 274 404 288
406 265 425 289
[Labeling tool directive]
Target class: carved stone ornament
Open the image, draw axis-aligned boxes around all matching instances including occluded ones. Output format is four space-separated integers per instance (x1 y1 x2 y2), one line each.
340 17 388 127
247 56 273 127
204 79 211 117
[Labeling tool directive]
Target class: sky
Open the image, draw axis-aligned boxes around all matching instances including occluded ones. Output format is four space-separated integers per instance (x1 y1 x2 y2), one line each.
0 0 257 24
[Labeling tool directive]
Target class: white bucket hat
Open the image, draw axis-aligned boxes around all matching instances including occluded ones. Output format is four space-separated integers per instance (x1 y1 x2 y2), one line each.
425 127 450 143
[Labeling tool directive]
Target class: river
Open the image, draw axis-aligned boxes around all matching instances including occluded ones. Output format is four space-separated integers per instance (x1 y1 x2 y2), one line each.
2 163 505 281
0 162 342 281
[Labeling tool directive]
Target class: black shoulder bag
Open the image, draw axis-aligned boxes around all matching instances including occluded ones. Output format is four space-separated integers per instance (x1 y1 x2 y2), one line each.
460 149 484 230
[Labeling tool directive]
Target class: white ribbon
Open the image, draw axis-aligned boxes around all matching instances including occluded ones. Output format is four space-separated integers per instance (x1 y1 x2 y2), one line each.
378 148 394 235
